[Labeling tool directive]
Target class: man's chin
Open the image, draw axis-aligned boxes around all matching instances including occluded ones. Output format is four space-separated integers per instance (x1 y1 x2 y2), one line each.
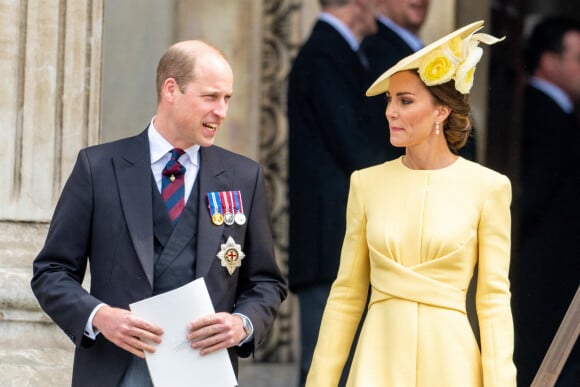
200 138 216 148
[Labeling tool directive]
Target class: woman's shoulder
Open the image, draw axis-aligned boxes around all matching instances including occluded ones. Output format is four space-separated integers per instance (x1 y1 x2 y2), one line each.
455 159 511 201
458 158 510 185
349 157 407 194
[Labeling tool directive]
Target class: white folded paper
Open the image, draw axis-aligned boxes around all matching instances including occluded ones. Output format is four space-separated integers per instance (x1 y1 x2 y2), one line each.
129 278 237 387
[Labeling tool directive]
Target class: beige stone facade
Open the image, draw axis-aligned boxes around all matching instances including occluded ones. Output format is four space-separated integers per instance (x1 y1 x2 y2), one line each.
1 0 102 386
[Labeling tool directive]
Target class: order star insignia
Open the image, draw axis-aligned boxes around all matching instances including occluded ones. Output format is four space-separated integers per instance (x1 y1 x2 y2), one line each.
216 236 246 275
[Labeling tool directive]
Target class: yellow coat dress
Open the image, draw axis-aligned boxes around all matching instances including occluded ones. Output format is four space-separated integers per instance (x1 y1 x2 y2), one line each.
306 157 517 387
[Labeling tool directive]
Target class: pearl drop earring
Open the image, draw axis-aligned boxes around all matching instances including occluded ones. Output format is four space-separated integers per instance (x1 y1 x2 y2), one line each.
435 121 440 135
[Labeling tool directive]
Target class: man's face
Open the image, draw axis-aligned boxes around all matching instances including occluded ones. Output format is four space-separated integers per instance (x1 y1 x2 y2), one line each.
172 54 234 148
359 0 379 38
381 0 430 33
556 31 580 102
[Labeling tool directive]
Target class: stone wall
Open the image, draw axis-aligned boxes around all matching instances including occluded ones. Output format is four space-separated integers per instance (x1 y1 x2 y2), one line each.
0 0 102 385
0 222 75 387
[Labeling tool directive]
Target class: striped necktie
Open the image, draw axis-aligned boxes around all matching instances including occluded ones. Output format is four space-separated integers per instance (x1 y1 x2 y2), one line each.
161 148 186 224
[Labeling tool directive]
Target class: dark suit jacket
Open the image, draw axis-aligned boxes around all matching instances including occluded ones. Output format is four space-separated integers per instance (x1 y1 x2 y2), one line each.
513 84 580 386
361 20 415 81
287 20 390 291
31 129 287 386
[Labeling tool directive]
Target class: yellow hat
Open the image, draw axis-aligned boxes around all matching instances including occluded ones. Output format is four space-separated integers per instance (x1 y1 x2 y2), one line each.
366 20 504 96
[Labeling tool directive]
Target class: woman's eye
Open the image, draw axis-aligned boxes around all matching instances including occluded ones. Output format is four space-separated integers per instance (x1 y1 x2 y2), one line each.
401 99 412 105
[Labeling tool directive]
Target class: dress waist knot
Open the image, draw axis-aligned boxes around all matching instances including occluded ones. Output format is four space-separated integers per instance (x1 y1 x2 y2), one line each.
369 255 466 314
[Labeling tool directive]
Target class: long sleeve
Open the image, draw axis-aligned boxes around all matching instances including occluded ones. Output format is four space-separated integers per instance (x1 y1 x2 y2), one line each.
305 171 370 386
31 150 101 347
476 175 517 386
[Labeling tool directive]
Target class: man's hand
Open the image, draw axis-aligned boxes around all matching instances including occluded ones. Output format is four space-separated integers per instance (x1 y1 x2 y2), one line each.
92 305 164 358
187 312 246 355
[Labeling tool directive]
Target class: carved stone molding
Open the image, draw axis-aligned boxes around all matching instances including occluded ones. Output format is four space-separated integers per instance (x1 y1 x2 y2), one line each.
255 0 306 362
0 0 102 222
0 1 103 386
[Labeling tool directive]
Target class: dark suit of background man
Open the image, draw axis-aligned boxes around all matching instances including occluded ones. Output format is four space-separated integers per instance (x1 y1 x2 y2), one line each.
361 0 428 80
514 16 580 387
287 0 381 385
31 40 287 387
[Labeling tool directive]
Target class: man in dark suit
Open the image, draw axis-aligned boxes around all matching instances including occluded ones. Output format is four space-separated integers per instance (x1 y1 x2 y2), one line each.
514 16 580 387
31 40 287 386
287 0 381 385
361 0 428 80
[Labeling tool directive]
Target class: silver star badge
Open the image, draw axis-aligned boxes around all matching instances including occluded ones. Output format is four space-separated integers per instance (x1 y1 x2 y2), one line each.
216 236 246 275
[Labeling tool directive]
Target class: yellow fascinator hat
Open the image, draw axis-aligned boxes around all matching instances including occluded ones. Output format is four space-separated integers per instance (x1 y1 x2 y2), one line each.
366 20 504 96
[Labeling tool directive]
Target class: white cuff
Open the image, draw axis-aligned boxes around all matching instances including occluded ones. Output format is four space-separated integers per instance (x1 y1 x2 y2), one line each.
84 303 106 340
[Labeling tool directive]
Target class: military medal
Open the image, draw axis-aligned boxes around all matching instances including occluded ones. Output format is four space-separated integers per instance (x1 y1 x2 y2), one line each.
233 190 246 225
220 191 235 226
234 212 246 225
212 213 224 226
216 236 245 275
208 192 224 226
224 211 235 226
208 190 245 226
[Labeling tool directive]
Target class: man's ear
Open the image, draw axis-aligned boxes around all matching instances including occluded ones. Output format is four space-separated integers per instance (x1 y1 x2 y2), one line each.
538 51 560 77
162 78 179 102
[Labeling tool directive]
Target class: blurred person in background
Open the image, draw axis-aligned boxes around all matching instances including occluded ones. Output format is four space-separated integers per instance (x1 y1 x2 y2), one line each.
514 15 580 387
287 0 380 385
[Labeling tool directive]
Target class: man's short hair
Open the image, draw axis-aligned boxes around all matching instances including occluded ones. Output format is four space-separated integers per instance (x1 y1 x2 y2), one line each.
523 16 580 75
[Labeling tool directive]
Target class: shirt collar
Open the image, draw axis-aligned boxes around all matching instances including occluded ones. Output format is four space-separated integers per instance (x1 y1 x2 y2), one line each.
377 15 423 52
319 12 360 51
148 117 200 166
529 77 574 114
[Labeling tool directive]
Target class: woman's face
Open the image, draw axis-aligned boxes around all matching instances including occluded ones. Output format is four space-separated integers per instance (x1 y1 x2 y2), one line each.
385 70 440 148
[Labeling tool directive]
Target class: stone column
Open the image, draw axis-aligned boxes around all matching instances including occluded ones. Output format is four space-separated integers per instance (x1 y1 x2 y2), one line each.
0 0 103 385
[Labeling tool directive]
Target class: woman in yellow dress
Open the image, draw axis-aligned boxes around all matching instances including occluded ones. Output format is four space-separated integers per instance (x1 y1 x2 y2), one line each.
306 21 517 386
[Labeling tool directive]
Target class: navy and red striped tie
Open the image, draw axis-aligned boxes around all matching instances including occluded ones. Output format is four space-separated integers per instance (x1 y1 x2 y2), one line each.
161 148 186 224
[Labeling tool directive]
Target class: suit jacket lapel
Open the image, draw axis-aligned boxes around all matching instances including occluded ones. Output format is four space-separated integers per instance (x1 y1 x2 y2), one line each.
196 146 231 278
114 130 155 287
